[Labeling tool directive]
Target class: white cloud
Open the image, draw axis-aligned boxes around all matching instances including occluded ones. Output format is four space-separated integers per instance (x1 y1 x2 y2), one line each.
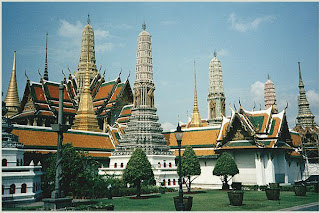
217 49 228 57
96 43 114 53
250 81 264 97
228 13 275 32
306 90 319 107
95 29 110 40
161 122 175 132
58 19 83 38
250 81 264 104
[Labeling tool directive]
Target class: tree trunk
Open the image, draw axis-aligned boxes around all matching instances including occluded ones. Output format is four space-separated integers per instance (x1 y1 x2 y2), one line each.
222 175 229 190
136 180 141 197
188 176 191 192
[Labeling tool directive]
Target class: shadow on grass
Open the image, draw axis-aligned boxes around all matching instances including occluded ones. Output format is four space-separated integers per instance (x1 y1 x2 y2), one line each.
185 191 207 194
130 195 161 199
73 200 99 207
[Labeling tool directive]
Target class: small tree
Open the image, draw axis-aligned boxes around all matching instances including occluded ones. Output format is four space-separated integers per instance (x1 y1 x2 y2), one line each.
213 152 239 190
122 148 155 197
179 146 201 192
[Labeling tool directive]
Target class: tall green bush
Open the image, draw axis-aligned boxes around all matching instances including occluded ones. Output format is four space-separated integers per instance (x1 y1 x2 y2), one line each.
179 146 201 192
122 148 155 197
213 152 239 190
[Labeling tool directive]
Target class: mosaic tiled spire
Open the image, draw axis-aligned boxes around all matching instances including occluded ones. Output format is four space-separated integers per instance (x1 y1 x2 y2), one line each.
207 51 225 125
4 51 20 117
264 74 278 113
72 27 100 132
190 60 202 127
112 23 171 156
75 14 97 94
296 62 315 127
43 33 49 81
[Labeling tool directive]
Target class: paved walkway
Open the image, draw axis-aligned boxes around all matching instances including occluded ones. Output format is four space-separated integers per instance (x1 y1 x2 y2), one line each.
279 202 319 211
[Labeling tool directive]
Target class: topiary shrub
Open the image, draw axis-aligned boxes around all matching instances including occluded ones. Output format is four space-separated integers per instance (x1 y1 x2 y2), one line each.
213 152 239 190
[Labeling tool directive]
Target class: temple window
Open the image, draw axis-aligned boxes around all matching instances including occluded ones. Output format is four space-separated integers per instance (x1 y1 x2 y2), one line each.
9 184 15 194
114 163 117 168
2 159 7 167
169 163 172 168
21 183 27 193
158 162 161 168
120 163 124 168
173 179 176 185
168 179 171 186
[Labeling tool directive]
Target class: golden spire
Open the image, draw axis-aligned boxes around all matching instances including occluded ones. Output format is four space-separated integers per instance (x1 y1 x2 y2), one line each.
4 51 20 117
190 60 202 127
72 30 100 132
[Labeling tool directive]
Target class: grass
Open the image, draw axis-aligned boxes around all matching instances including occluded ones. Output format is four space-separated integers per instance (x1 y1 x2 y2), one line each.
94 190 319 211
2 190 318 211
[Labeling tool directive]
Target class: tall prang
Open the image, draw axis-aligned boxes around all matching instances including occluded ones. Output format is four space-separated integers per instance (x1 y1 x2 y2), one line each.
112 23 171 156
4 51 20 117
264 74 278 113
207 51 225 125
72 27 100 132
296 62 315 127
75 15 98 95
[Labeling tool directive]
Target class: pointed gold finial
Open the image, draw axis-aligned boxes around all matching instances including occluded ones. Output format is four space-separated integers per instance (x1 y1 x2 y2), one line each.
4 51 20 117
190 59 202 127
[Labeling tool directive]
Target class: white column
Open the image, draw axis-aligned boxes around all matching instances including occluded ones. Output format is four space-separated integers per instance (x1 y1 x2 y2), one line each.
255 152 265 185
266 153 275 184
284 154 289 183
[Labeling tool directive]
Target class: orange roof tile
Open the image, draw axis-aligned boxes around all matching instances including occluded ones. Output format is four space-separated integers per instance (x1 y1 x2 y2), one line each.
94 82 115 101
173 149 216 156
33 86 46 102
12 128 115 150
109 84 123 102
165 128 219 147
290 132 302 147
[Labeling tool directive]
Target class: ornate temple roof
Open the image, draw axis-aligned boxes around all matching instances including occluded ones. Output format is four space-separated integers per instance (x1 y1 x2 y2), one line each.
11 125 113 158
216 105 300 151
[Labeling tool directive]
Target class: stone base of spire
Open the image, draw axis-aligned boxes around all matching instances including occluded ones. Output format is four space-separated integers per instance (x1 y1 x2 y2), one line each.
112 143 173 156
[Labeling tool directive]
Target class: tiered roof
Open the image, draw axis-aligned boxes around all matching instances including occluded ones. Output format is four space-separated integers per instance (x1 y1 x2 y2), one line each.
216 106 300 151
12 74 133 127
11 125 114 158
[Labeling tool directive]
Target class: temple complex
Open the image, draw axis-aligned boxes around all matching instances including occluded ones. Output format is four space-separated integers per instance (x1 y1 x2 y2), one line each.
207 51 225 125
3 15 315 190
8 17 133 131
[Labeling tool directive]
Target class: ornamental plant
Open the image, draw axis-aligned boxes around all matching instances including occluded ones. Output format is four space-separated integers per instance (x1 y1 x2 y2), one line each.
179 146 201 192
213 152 239 190
122 148 155 197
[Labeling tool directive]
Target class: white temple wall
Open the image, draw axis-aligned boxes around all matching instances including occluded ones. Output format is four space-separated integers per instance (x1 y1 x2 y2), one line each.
287 158 304 184
193 158 221 189
232 151 257 184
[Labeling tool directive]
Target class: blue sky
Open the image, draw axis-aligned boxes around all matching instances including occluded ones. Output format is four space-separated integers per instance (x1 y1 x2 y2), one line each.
2 2 319 131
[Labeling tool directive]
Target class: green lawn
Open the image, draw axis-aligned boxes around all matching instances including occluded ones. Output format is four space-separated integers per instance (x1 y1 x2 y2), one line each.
94 190 319 211
3 190 318 211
